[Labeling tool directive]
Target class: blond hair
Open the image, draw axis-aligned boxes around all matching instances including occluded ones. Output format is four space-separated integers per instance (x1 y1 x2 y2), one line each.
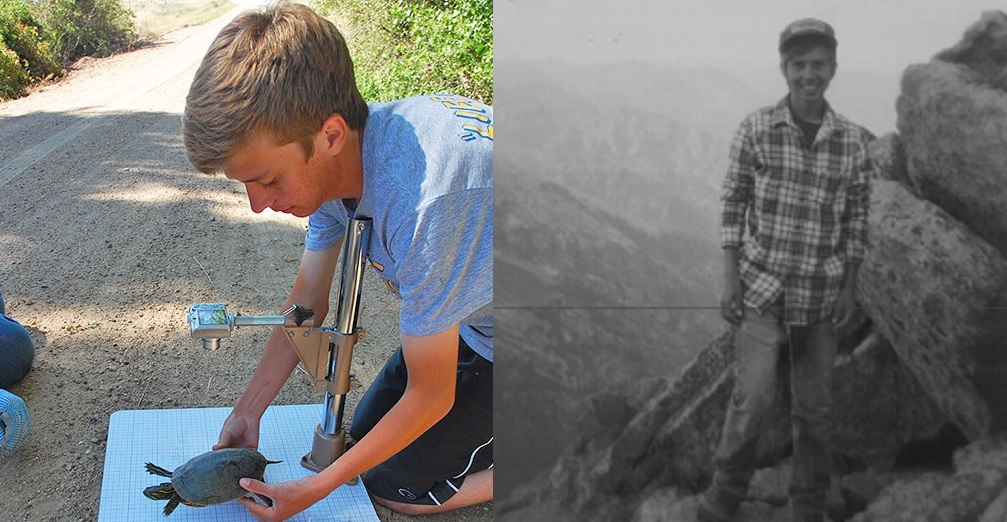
183 2 368 174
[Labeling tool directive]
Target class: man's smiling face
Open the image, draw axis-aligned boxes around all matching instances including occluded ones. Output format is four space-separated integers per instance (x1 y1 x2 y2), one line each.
782 46 836 106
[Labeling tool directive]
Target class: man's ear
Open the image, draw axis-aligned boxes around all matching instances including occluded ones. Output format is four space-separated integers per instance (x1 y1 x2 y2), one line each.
319 113 348 155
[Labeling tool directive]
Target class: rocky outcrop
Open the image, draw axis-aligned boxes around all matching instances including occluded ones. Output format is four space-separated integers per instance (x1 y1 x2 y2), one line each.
897 11 1007 256
866 132 907 185
934 11 1007 91
849 435 1007 522
633 458 902 522
631 436 1007 522
829 327 948 470
857 179 1007 438
497 323 948 522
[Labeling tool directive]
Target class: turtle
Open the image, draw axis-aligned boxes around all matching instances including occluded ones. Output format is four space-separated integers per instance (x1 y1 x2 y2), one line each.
143 447 281 516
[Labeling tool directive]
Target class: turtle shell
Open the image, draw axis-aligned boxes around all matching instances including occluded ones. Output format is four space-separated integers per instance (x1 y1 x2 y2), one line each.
171 448 278 506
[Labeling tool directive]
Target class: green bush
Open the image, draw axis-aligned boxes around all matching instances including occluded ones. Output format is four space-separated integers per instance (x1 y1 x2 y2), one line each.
0 44 27 98
0 0 137 100
0 0 59 99
0 1 60 79
317 0 492 104
42 0 137 63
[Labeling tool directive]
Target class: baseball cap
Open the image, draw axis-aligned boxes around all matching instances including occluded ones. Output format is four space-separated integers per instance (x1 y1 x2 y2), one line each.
779 18 837 52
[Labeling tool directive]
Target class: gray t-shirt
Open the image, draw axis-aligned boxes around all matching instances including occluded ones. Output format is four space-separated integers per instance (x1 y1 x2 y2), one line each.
305 95 493 361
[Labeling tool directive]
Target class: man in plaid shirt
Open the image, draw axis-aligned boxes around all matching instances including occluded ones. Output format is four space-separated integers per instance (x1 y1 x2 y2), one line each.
698 18 873 522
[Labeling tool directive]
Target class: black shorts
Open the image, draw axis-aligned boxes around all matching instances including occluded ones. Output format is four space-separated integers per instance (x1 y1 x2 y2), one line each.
349 337 493 506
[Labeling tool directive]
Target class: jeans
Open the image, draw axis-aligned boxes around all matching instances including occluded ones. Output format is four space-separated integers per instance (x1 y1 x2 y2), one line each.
711 303 838 520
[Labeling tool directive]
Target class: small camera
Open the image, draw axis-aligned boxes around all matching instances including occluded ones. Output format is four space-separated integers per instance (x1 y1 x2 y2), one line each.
188 303 233 350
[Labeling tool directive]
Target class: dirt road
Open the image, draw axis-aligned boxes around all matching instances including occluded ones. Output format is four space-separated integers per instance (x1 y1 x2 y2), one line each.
0 8 491 521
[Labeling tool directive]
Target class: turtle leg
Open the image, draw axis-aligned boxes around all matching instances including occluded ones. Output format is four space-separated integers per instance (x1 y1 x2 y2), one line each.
163 494 181 516
145 462 173 477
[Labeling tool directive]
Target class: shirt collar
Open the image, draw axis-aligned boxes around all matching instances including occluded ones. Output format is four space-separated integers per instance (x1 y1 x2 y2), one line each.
770 95 846 138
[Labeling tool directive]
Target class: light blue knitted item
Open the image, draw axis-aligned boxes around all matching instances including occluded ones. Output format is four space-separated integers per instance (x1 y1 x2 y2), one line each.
0 389 29 456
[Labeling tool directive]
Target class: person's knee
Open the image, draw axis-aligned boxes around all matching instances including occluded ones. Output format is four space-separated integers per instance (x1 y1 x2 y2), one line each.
0 315 34 388
366 466 493 515
729 382 776 413
731 362 780 413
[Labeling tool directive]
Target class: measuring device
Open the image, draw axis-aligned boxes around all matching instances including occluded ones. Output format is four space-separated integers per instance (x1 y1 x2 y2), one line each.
187 217 371 473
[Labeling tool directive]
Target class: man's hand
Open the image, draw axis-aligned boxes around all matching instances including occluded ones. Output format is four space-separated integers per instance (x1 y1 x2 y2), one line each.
237 475 327 522
832 263 861 334
720 277 745 325
831 287 857 334
213 411 260 450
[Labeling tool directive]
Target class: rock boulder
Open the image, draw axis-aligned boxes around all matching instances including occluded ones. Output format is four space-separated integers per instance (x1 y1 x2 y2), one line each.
849 435 1007 522
857 180 1007 439
934 11 1007 90
897 13 1007 256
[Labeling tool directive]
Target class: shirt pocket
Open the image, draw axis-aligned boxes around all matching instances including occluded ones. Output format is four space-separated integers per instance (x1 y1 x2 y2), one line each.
808 166 849 222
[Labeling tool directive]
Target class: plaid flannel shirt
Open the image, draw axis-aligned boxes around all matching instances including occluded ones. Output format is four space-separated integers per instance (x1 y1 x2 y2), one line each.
720 97 873 325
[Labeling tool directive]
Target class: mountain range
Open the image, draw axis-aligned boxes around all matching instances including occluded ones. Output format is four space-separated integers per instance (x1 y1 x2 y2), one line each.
496 59 732 497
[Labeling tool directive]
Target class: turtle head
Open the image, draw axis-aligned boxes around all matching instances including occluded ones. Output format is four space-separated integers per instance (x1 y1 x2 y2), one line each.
143 483 175 501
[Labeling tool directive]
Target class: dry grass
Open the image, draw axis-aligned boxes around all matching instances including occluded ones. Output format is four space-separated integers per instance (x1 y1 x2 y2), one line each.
125 0 237 39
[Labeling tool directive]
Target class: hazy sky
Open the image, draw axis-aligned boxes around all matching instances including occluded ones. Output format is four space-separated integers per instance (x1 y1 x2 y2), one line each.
496 0 1002 134
496 0 1000 74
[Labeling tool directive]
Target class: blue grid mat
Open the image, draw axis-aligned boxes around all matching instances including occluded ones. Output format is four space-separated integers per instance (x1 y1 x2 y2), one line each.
98 404 379 521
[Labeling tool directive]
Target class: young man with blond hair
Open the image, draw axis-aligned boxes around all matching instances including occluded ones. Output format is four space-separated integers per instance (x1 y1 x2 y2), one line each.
183 3 493 520
698 18 873 522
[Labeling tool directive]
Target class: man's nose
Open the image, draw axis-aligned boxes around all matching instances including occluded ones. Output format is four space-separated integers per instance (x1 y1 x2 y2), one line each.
244 183 273 214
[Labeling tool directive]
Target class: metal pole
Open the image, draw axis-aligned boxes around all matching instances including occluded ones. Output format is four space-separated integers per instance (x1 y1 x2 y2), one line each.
301 217 370 473
335 218 370 334
321 217 370 435
232 315 285 327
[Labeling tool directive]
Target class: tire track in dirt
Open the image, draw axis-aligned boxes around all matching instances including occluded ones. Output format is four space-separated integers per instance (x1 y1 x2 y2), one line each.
0 8 240 190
